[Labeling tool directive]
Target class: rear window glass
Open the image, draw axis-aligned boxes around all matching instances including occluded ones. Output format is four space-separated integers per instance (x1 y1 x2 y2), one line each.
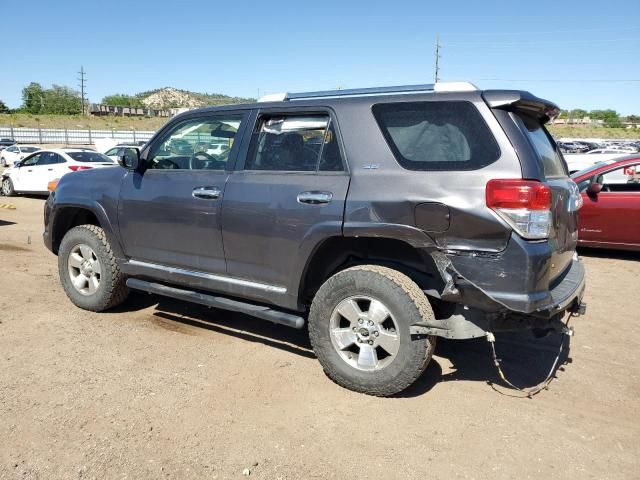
518 114 567 178
372 101 500 171
67 151 113 163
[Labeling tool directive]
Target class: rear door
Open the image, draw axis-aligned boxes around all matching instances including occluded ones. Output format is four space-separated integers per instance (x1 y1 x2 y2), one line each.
220 109 349 306
579 162 640 247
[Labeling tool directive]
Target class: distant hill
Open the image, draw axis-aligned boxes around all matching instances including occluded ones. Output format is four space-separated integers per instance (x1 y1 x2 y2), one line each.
136 87 255 109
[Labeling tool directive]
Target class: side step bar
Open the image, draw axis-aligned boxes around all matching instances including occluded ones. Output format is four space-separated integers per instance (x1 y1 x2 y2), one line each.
126 278 305 329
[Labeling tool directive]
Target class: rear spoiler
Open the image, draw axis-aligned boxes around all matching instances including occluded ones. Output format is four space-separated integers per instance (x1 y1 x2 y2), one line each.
482 90 560 124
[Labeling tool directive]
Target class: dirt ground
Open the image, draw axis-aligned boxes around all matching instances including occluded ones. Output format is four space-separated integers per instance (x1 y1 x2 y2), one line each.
0 196 638 480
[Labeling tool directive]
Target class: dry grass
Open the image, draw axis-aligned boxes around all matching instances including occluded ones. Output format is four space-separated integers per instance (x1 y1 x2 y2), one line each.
0 113 169 131
549 125 640 139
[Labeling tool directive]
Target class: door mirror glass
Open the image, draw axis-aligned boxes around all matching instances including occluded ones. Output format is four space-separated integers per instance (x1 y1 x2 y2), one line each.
587 182 602 194
118 148 140 170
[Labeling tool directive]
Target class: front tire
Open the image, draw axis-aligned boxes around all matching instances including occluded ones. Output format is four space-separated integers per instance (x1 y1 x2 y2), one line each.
308 265 436 396
58 225 129 312
1 177 15 196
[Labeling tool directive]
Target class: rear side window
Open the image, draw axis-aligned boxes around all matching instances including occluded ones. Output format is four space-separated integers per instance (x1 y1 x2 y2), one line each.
518 114 567 178
67 152 113 163
372 101 500 171
245 115 344 172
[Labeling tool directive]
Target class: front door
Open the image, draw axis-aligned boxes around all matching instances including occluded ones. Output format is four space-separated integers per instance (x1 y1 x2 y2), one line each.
579 162 640 247
221 110 350 308
118 112 248 275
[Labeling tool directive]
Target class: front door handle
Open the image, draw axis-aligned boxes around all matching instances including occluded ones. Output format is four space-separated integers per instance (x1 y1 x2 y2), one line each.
192 186 222 200
47 168 53 171
297 191 333 205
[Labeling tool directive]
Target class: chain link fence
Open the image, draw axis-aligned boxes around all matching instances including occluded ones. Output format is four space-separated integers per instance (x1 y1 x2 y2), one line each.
0 127 156 145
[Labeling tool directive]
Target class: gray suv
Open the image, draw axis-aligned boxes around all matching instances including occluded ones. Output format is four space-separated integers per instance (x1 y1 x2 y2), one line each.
44 82 586 396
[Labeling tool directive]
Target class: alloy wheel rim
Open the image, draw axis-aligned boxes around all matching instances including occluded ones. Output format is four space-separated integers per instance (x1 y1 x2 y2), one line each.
329 295 400 371
67 244 102 296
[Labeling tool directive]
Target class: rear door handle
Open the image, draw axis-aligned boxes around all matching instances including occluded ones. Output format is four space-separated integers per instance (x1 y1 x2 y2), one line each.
297 191 333 205
192 186 222 200
47 168 53 171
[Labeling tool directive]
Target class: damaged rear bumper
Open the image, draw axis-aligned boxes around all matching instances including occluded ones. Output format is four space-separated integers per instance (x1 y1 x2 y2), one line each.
415 238 587 339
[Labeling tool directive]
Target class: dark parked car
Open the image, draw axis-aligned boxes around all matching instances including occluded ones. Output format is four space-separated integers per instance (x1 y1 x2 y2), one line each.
572 156 640 251
0 138 17 151
44 83 586 396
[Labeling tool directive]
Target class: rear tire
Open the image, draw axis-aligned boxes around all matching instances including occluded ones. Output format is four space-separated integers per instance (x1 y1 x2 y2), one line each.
308 265 436 396
58 225 129 312
2 177 15 196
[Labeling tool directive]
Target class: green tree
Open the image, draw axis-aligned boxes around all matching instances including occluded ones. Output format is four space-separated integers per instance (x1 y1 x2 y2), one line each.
102 94 144 107
569 109 588 119
589 109 623 128
22 82 45 114
42 85 82 114
0 99 9 113
625 114 640 124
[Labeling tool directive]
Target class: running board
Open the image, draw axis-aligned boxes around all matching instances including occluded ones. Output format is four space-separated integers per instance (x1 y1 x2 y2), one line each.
126 278 305 329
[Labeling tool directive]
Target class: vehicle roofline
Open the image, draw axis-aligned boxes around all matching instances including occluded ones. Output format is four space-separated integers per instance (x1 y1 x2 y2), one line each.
173 88 547 117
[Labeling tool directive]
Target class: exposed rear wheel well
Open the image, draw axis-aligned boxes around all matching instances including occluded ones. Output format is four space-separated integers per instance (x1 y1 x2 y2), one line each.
299 237 445 308
51 207 100 254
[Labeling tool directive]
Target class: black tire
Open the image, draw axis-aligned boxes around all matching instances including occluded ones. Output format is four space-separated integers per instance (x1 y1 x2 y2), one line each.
58 224 129 312
1 177 15 196
308 265 436 396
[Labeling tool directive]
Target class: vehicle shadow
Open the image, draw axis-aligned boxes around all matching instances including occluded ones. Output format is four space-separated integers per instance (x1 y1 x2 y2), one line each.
578 246 640 261
0 220 17 227
128 291 571 396
399 331 571 398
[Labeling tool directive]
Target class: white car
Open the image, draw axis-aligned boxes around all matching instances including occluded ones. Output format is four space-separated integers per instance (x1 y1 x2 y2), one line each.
564 153 626 174
1 148 115 196
1 145 41 167
103 144 143 162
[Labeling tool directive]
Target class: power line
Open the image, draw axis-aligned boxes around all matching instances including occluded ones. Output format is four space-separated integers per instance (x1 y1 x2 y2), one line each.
439 26 640 37
77 66 87 115
443 37 640 47
477 78 640 83
434 34 441 83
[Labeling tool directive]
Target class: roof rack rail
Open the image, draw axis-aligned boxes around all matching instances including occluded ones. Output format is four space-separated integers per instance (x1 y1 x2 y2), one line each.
257 82 477 103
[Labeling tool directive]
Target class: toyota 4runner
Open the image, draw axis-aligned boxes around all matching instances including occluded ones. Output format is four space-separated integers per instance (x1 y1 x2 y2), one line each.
44 82 586 396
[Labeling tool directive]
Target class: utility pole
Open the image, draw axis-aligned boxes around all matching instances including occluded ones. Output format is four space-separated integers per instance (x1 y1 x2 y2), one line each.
434 35 441 83
78 66 87 115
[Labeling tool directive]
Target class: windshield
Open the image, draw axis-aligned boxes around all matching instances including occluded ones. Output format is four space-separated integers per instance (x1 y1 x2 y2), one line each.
67 151 113 163
518 114 567 178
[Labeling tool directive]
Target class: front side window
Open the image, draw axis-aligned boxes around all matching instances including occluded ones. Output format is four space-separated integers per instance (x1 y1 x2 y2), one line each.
372 101 500 171
22 153 41 166
147 114 244 170
245 115 344 172
596 164 640 192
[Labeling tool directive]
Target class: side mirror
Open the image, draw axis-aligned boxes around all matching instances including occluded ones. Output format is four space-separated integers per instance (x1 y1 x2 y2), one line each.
117 147 140 170
587 182 602 195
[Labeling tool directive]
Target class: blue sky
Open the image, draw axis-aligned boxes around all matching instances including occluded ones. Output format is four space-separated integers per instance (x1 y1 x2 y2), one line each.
2 0 639 113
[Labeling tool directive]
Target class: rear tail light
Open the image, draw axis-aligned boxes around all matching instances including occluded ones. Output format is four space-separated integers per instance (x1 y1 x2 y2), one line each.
68 165 93 171
486 179 552 240
47 179 59 192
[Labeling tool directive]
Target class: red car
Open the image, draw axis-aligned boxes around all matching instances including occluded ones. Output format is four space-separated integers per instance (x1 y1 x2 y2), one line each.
571 155 640 251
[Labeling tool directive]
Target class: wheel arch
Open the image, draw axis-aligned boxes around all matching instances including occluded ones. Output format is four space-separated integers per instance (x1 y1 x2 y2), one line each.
297 235 449 309
50 202 124 260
